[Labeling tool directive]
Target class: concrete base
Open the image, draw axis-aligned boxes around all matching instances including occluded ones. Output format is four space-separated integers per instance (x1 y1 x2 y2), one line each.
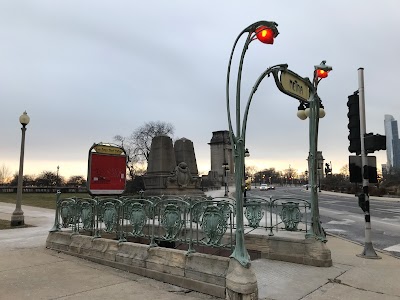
357 242 382 259
245 233 332 267
10 212 25 227
226 258 258 300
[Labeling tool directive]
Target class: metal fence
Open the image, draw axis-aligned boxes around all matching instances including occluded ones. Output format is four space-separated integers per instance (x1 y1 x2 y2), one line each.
50 192 311 254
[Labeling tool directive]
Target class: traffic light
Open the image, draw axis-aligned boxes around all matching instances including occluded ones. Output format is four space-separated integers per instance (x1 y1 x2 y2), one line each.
349 156 378 183
364 133 386 153
347 92 361 154
325 163 332 176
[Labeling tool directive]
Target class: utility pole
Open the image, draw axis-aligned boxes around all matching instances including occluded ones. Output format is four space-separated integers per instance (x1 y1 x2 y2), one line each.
356 68 380 259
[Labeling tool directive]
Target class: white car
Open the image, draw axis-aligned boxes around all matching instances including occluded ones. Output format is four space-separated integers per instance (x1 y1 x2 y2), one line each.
260 184 275 191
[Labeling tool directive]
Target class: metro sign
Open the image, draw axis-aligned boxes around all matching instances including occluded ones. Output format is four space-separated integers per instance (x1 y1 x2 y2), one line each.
279 70 310 102
87 143 127 195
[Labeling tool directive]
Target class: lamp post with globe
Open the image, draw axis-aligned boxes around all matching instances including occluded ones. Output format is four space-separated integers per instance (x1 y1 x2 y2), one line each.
11 111 30 227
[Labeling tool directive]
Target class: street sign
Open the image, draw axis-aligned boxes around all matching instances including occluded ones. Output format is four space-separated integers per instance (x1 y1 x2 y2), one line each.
280 70 310 102
87 144 127 195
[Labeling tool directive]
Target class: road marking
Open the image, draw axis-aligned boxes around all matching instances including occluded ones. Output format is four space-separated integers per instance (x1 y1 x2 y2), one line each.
376 208 400 213
326 219 355 225
384 244 400 253
325 228 347 233
320 207 400 228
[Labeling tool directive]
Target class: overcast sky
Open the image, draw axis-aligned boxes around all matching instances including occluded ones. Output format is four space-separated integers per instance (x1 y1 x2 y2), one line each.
1 1 399 179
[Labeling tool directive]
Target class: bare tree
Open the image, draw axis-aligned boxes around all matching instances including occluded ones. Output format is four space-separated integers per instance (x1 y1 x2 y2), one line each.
340 164 349 177
245 165 257 182
66 175 87 187
255 168 281 185
282 167 297 182
36 171 64 187
130 121 174 162
0 164 11 184
9 174 35 186
114 121 174 179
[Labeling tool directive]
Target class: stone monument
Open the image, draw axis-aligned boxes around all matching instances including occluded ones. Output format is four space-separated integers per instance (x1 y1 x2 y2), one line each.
143 135 203 196
209 130 234 186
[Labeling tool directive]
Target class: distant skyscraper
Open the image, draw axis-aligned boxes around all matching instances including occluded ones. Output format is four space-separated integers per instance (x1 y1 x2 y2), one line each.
384 115 400 169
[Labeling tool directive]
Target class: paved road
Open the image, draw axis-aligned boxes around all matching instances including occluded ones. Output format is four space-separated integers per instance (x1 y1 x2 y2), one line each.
248 186 400 258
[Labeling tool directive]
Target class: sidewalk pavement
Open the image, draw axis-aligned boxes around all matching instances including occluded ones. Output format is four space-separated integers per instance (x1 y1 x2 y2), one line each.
1 190 400 300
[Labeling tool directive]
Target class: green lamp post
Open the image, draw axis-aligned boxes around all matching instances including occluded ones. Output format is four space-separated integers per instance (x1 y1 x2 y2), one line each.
225 21 279 267
226 20 332 266
297 61 332 240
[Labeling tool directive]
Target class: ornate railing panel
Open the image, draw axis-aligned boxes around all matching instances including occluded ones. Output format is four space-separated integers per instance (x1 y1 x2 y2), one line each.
269 197 310 235
188 200 234 252
95 198 124 241
59 198 77 231
123 199 153 238
76 198 96 232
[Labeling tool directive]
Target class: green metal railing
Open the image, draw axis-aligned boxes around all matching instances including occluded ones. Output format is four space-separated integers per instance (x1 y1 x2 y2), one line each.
50 192 311 255
243 196 310 236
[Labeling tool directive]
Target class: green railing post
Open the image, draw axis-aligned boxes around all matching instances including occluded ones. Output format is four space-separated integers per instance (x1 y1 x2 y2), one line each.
49 190 61 232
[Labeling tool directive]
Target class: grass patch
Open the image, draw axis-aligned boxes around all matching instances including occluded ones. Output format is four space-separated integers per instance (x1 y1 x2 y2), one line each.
0 193 90 209
0 219 33 230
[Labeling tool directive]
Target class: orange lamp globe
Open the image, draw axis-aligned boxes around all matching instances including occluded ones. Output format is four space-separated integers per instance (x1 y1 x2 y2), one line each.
255 26 274 44
316 69 329 79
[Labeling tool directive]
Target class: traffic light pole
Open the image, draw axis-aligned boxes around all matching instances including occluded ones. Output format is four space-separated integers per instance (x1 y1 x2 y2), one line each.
357 68 380 259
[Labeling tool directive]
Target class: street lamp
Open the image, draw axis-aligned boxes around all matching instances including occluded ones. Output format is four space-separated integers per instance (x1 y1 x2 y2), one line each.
297 60 332 241
56 165 59 186
226 21 331 263
222 162 229 197
11 111 30 227
226 20 279 267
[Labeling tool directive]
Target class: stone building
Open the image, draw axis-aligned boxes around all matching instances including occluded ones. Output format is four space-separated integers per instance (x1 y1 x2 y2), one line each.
208 130 234 185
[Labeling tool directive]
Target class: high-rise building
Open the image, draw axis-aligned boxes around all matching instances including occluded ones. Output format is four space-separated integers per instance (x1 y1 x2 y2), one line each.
384 115 400 170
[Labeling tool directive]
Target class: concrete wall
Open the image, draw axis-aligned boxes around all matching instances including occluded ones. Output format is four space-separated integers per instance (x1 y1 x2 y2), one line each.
46 232 229 298
46 231 332 298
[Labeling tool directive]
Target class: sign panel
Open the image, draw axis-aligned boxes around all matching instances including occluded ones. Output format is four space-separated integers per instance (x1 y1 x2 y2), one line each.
87 144 127 195
94 145 124 155
280 71 310 101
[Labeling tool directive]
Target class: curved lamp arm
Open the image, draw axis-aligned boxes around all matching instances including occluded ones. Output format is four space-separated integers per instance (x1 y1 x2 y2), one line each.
241 64 288 141
226 21 279 150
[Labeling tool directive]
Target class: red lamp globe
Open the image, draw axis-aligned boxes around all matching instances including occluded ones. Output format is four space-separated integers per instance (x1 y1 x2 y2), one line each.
316 69 329 79
255 26 274 44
